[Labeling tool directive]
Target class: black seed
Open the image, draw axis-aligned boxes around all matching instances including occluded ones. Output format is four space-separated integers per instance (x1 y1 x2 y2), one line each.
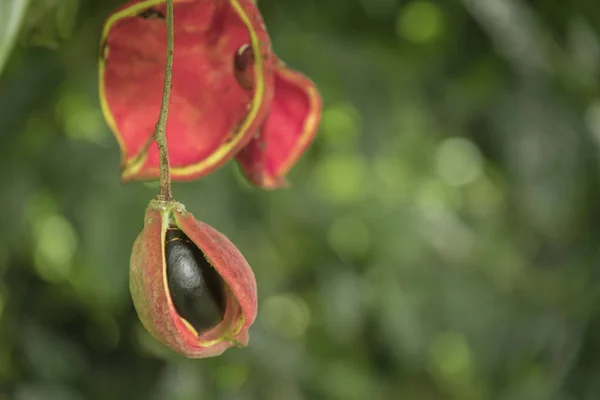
233 44 255 91
234 44 254 72
138 8 165 20
165 228 227 333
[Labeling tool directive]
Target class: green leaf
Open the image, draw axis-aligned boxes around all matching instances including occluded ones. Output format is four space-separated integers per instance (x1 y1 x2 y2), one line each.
0 0 30 75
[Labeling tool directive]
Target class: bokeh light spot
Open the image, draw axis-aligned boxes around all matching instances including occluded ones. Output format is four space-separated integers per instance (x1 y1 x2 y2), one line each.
314 154 367 204
321 102 361 149
56 90 106 144
263 294 311 340
435 137 483 186
33 214 78 283
397 1 445 44
430 331 474 379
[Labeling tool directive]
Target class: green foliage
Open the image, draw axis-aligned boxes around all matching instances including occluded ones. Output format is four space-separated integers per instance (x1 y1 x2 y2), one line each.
2 0 600 399
18 0 80 49
0 0 29 74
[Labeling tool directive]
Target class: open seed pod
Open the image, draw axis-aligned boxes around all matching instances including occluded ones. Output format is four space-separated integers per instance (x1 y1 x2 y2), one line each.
130 199 257 358
99 0 275 182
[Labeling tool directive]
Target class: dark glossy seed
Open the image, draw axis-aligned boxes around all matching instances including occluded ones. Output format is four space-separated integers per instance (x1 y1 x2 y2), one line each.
233 44 255 91
165 228 226 333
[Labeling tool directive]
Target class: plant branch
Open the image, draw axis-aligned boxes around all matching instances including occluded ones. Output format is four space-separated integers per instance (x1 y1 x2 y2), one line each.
155 0 175 201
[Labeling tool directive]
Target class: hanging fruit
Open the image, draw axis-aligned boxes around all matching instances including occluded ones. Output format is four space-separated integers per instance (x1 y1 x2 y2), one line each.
130 199 257 358
100 0 322 188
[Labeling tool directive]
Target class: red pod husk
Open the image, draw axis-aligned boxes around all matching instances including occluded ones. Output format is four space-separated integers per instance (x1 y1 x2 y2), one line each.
130 199 257 358
99 0 323 188
99 0 275 182
235 57 322 189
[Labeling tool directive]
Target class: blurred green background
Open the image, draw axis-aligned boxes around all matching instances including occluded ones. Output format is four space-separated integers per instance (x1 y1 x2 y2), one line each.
2 0 600 399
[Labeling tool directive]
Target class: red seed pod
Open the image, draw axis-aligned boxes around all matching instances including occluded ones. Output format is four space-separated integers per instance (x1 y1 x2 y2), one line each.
130 199 257 358
235 57 322 189
99 0 322 188
99 0 275 182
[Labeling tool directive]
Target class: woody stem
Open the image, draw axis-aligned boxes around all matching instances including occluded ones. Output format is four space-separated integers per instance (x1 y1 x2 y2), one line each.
154 0 175 201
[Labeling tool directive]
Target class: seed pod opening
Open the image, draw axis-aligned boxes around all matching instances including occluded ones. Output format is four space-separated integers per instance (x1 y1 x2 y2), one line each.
165 227 227 333
130 199 257 358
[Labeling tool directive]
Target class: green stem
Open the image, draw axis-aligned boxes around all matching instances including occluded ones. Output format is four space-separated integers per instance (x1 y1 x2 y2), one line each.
155 0 175 201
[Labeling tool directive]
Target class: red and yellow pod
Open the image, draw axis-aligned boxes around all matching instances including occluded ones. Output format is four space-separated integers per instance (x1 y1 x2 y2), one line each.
130 199 257 358
235 57 322 189
99 0 275 182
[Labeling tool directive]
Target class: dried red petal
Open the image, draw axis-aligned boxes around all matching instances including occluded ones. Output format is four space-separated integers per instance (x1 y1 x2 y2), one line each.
130 200 257 358
235 59 322 189
99 0 274 182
